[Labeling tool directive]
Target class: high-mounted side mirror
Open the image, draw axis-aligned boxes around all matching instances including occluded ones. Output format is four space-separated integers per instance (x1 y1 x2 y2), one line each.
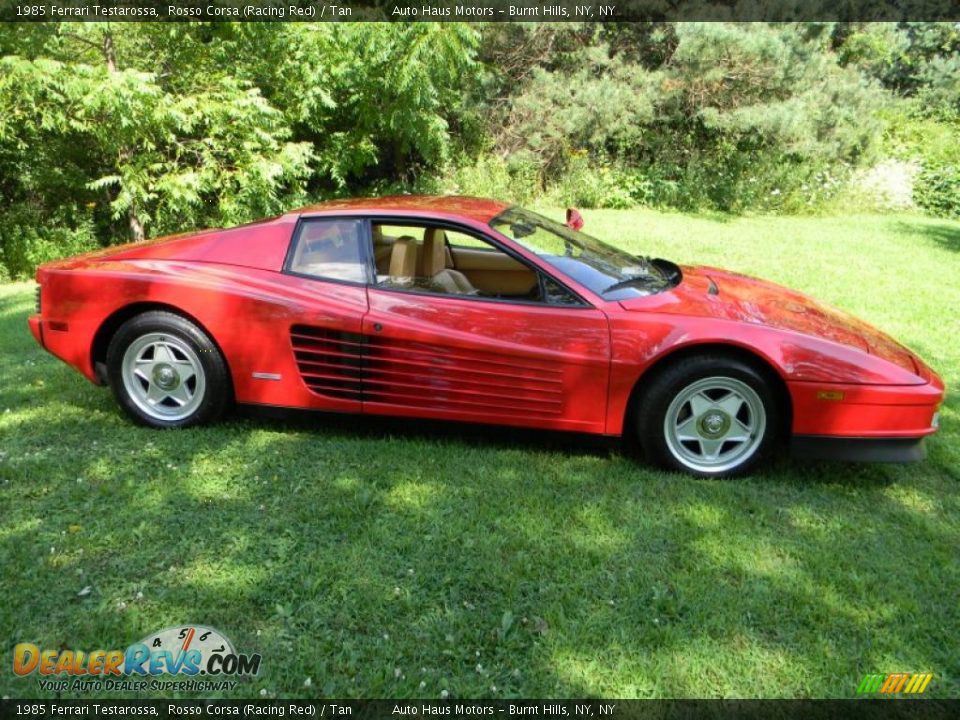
566 208 584 231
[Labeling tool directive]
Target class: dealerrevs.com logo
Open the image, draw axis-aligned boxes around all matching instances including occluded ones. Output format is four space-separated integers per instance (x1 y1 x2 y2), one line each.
13 626 261 693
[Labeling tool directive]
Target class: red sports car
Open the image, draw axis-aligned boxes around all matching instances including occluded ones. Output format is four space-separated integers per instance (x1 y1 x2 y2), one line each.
28 196 943 477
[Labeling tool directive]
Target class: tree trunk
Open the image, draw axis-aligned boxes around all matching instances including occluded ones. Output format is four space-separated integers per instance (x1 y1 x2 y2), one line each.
128 205 145 242
102 30 145 242
102 32 117 73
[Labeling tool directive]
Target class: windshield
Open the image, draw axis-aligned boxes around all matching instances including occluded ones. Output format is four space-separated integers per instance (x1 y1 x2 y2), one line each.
491 207 674 299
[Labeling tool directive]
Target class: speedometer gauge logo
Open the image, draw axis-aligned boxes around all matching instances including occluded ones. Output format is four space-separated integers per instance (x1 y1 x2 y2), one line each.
126 625 260 677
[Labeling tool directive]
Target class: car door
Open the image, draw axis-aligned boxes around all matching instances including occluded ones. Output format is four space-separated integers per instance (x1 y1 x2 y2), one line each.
253 216 371 414
361 219 611 434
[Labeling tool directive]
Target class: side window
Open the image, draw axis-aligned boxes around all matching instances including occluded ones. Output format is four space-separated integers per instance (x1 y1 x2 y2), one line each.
542 276 583 306
445 229 492 251
287 219 367 283
371 221 583 306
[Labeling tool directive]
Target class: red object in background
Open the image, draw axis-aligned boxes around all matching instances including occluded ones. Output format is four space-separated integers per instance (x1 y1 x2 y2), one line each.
566 208 584 230
27 195 944 476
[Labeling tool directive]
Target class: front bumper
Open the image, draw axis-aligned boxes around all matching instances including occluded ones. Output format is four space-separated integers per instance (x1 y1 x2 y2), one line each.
791 435 928 463
788 379 944 438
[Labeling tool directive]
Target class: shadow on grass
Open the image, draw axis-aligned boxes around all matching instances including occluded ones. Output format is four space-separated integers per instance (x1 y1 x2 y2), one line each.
236 405 617 459
675 209 737 225
895 219 960 253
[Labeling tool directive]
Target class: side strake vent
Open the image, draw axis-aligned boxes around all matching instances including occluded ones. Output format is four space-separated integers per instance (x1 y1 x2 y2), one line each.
290 325 563 417
290 325 364 400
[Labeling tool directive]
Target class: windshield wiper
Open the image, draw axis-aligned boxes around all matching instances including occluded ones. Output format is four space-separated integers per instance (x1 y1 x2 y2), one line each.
601 255 670 294
602 275 662 294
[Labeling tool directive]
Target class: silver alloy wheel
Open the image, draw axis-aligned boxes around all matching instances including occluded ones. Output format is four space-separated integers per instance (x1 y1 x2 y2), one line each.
663 376 766 474
121 332 206 422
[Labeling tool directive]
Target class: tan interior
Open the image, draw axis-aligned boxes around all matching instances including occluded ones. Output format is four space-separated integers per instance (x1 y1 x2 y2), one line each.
372 223 539 298
373 225 395 274
450 247 538 295
388 236 418 286
422 228 477 295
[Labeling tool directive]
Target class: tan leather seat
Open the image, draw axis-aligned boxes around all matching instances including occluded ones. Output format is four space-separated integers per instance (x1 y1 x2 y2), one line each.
388 236 418 286
421 228 477 295
372 225 394 274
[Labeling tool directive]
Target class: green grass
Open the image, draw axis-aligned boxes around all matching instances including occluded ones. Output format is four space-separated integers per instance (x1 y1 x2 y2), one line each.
1 210 958 700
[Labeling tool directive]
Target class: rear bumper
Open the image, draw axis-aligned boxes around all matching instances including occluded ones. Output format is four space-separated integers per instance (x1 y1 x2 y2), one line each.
791 435 927 463
28 314 43 347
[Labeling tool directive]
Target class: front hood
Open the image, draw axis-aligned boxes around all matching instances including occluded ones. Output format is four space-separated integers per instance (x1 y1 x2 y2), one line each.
620 265 919 375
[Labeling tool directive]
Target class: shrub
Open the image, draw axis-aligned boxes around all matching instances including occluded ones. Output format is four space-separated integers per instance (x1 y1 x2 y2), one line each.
914 161 960 218
490 45 658 181
438 153 541 205
545 155 646 210
481 23 886 215
822 160 919 214
878 102 960 217
0 213 99 280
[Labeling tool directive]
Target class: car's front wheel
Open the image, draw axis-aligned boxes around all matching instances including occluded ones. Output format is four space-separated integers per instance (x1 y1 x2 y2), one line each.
636 354 779 478
106 311 230 428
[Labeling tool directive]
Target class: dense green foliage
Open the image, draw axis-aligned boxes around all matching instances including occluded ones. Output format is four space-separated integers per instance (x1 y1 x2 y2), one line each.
1 21 959 277
839 22 960 218
487 24 886 212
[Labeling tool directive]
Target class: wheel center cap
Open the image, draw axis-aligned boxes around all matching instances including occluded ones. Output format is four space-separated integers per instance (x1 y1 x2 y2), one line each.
153 364 179 390
699 411 730 438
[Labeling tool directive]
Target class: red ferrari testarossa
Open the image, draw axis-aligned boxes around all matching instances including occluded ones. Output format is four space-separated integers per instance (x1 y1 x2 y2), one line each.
29 196 944 477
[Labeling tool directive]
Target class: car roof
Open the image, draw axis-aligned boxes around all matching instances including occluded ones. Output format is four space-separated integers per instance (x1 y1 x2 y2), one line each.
294 195 512 224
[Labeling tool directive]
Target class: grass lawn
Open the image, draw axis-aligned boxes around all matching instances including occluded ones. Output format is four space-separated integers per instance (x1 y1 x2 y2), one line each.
0 210 958 699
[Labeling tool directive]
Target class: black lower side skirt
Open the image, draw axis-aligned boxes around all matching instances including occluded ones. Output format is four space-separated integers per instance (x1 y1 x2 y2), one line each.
790 435 928 463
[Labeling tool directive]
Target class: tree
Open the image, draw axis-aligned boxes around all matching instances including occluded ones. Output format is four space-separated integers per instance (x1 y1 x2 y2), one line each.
0 23 313 247
221 23 481 188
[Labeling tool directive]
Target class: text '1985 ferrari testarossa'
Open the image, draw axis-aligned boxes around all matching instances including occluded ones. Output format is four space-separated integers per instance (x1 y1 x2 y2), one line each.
29 196 944 477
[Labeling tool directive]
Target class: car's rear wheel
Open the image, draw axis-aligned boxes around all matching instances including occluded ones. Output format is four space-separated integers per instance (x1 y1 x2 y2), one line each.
636 354 779 478
106 311 230 428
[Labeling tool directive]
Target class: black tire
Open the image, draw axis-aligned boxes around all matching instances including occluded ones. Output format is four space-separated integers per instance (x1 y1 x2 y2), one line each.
635 353 780 478
106 311 231 428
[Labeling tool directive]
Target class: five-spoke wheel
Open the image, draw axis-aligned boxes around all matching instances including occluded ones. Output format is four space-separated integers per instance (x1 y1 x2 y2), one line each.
107 311 230 428
121 333 206 422
637 354 779 477
663 376 766 474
